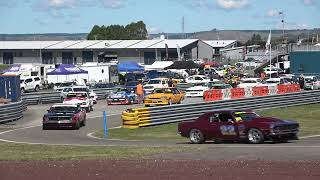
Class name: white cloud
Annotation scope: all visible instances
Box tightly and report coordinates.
[147,27,161,34]
[267,9,279,17]
[216,0,249,9]
[101,0,127,9]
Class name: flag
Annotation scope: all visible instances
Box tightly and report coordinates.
[165,43,169,61]
[176,44,181,61]
[265,30,271,54]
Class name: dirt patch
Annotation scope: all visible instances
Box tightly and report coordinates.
[1,160,319,180]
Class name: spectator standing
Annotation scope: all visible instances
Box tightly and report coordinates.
[298,74,305,90]
[136,81,144,104]
[168,78,174,87]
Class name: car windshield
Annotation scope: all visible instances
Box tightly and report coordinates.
[153,89,172,93]
[59,82,74,87]
[305,78,314,83]
[73,88,89,92]
[117,88,130,93]
[66,93,87,98]
[50,106,78,112]
[148,80,161,84]
[266,80,279,84]
[233,112,259,121]
[242,80,257,83]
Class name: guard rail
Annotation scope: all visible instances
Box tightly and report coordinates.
[0,100,27,123]
[122,90,320,128]
[21,87,117,105]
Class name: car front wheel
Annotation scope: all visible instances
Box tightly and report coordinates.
[247,128,264,144]
[189,129,205,144]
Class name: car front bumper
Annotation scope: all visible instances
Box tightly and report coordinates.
[144,99,169,105]
[107,98,129,105]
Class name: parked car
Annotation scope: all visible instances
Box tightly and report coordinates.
[54,81,77,91]
[107,88,137,105]
[20,76,42,93]
[144,87,185,107]
[42,103,86,130]
[185,75,211,84]
[262,78,292,86]
[185,80,222,97]
[237,78,263,88]
[63,92,93,112]
[304,76,320,90]
[143,78,169,95]
[178,110,299,144]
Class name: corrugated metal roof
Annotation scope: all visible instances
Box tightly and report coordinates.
[0,39,200,50]
[44,40,82,49]
[66,40,102,49]
[0,41,60,50]
[148,39,198,49]
[85,40,122,49]
[203,40,237,48]
[127,40,163,49]
[106,40,143,49]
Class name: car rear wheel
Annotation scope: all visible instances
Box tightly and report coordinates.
[90,106,93,111]
[189,129,205,144]
[247,128,264,144]
[34,86,40,92]
[42,125,47,130]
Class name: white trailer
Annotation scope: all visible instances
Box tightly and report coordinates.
[80,63,119,83]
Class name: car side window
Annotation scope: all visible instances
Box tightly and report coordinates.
[195,77,202,80]
[208,113,219,123]
[25,78,33,83]
[34,77,40,81]
[63,88,72,92]
[218,113,234,122]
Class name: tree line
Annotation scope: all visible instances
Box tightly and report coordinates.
[87,21,148,40]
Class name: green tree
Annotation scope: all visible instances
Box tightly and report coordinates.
[87,21,148,40]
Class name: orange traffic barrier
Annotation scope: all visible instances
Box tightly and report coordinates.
[231,88,245,99]
[252,86,269,96]
[204,89,223,101]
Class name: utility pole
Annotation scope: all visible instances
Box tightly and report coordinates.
[182,16,185,39]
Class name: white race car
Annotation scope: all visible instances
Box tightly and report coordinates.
[185,80,222,97]
[63,92,93,112]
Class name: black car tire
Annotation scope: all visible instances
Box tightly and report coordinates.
[34,86,40,92]
[42,125,47,130]
[189,129,205,144]
[21,88,25,94]
[145,104,150,107]
[129,98,134,105]
[247,128,264,144]
[90,106,93,111]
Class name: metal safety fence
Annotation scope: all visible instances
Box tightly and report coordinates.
[0,100,27,123]
[122,90,320,128]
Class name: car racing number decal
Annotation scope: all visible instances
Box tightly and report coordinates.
[220,125,236,135]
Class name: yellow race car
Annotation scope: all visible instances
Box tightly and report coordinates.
[144,88,185,107]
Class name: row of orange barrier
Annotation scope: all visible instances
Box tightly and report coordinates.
[277,84,301,94]
[204,84,301,101]
[230,88,245,99]
[204,90,223,101]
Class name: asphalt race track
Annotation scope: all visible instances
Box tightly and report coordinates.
[1,98,320,160]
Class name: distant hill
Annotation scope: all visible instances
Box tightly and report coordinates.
[1,29,319,43]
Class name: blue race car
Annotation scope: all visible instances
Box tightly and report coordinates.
[107,88,137,105]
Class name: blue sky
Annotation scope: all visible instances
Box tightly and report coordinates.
[0,0,319,34]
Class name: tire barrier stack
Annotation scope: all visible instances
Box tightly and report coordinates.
[204,84,301,101]
[121,108,150,129]
[121,90,320,128]
[0,100,27,123]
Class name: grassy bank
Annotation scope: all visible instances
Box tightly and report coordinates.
[0,142,188,161]
[96,104,320,140]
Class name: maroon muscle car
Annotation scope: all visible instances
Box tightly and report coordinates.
[178,110,299,144]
